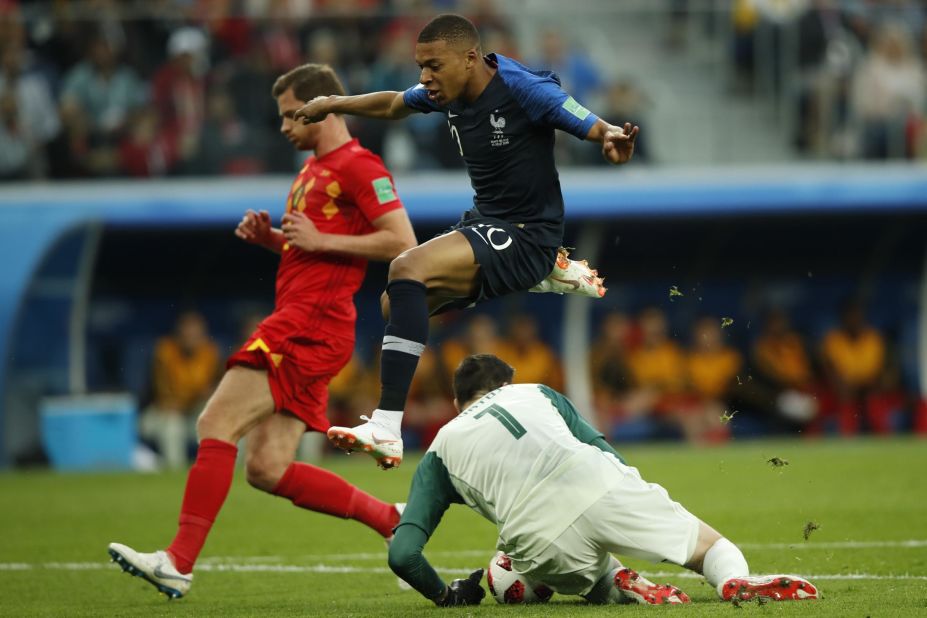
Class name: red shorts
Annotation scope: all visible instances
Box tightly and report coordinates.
[226,307,354,433]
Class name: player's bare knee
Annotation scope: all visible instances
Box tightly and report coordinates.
[388,251,425,282]
[245,455,286,493]
[245,464,276,492]
[195,407,222,441]
[196,398,253,443]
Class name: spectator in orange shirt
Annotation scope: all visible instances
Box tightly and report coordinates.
[143,311,220,469]
[822,302,885,389]
[751,308,819,429]
[497,313,563,391]
[754,309,813,389]
[821,300,897,434]
[683,316,742,443]
[589,311,635,419]
[628,307,686,399]
[624,307,686,440]
[589,310,667,441]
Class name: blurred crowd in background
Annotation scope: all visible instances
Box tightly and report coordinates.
[2,0,927,180]
[142,300,925,467]
[2,0,924,469]
[730,0,927,159]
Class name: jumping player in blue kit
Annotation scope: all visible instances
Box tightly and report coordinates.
[294,14,639,469]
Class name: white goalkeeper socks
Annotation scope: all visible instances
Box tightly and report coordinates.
[370,409,403,436]
[584,557,625,604]
[702,538,749,596]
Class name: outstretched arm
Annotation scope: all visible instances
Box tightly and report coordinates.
[496,65,636,166]
[388,451,481,605]
[294,91,413,124]
[586,119,640,165]
[388,529,484,606]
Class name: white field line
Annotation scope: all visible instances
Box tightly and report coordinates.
[737,539,927,550]
[196,538,927,564]
[0,562,404,574]
[640,571,927,582]
[3,539,924,580]
[2,563,926,582]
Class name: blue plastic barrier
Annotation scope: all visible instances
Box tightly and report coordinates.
[40,394,137,471]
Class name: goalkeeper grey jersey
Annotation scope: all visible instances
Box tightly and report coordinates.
[397,383,623,560]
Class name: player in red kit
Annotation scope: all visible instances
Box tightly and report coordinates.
[107,64,417,599]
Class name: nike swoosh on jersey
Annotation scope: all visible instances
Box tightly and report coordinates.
[153,565,192,582]
[448,111,459,118]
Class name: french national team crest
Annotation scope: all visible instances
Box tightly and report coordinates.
[490,110,509,147]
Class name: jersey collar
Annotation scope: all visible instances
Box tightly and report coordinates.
[312,137,358,163]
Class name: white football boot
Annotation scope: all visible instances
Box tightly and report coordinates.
[327,414,403,469]
[530,247,606,298]
[108,542,192,599]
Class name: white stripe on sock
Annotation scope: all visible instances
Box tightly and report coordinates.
[381,336,425,357]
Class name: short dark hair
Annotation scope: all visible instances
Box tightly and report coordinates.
[453,354,514,405]
[418,14,480,49]
[272,63,345,101]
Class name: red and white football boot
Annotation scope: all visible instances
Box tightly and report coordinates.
[720,575,819,602]
[530,247,606,298]
[614,568,690,605]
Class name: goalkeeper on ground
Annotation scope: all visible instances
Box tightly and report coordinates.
[387,353,820,606]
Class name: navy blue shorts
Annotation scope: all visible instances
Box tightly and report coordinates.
[436,212,558,313]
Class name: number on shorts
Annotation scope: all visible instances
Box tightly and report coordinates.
[474,404,526,439]
[473,224,513,251]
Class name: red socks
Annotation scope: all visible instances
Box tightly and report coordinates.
[167,439,237,574]
[165,444,397,574]
[272,462,398,538]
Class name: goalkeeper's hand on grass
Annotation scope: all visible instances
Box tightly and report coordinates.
[436,569,485,606]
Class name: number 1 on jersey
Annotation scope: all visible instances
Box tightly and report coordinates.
[474,404,526,439]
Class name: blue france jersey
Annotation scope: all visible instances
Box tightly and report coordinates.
[403,53,598,246]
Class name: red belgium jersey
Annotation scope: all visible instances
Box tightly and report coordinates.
[275,138,403,337]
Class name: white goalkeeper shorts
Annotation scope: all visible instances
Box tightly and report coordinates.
[514,464,701,596]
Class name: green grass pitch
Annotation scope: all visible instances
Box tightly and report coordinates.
[1,437,926,617]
